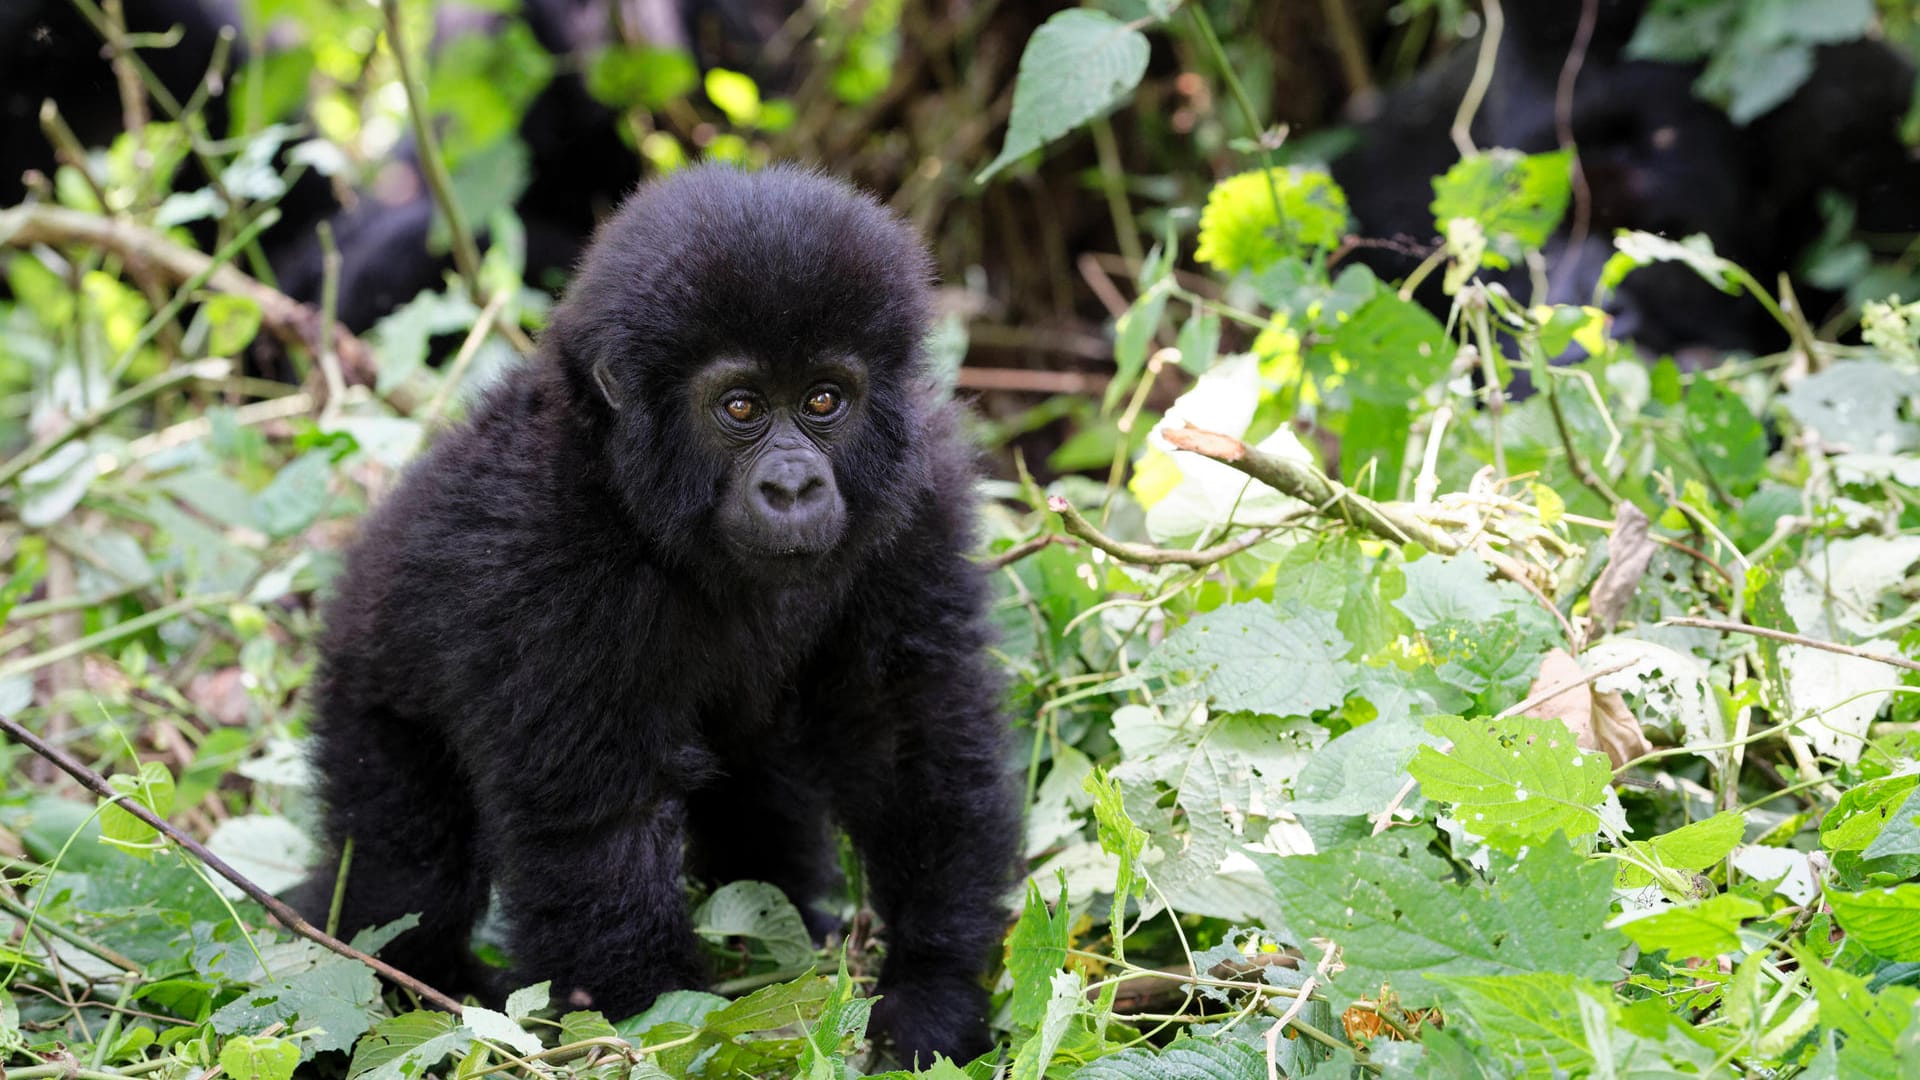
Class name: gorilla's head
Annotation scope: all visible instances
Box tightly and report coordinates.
[545,163,940,583]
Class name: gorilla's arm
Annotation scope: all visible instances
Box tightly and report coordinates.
[819,509,1021,1064]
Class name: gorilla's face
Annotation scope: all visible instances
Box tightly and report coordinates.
[692,354,868,562]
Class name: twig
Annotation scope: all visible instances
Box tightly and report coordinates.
[424,290,511,423]
[316,222,349,422]
[1049,496,1284,567]
[0,360,230,491]
[0,204,413,410]
[0,595,233,680]
[981,533,1059,570]
[100,0,151,137]
[1450,0,1503,158]
[379,0,484,304]
[1161,425,1458,552]
[1662,617,1920,673]
[0,891,142,974]
[0,712,465,1013]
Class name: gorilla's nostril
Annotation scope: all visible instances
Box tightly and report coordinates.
[758,480,796,512]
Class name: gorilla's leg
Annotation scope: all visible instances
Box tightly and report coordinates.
[686,759,841,940]
[294,712,490,993]
[491,796,705,1017]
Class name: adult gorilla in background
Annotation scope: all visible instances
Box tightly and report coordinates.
[292,165,1021,1064]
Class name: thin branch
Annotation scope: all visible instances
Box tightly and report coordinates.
[981,533,1060,570]
[1450,0,1503,158]
[0,712,465,1013]
[1663,617,1920,674]
[0,204,415,410]
[378,0,484,304]
[424,290,511,424]
[0,359,229,491]
[1049,496,1284,567]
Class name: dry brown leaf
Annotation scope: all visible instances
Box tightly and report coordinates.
[1523,647,1652,767]
[1587,501,1655,640]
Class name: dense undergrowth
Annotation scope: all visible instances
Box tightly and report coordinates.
[7,1,1920,1077]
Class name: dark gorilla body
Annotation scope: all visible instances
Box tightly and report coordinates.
[293,165,1020,1063]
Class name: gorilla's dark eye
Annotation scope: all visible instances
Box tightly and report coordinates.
[803,387,842,418]
[724,394,761,424]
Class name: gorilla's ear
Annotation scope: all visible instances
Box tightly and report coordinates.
[589,358,625,412]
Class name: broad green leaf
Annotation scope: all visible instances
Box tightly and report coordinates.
[706,973,830,1035]
[1865,788,1920,860]
[1430,149,1571,270]
[705,68,761,126]
[1410,715,1611,845]
[204,815,318,899]
[797,956,872,1079]
[559,1010,616,1043]
[504,982,549,1020]
[1423,972,1598,1074]
[1794,944,1920,1077]
[1289,712,1445,820]
[1260,832,1619,1008]
[100,761,177,854]
[977,11,1149,182]
[253,451,335,539]
[1683,380,1767,494]
[368,289,481,394]
[694,881,814,969]
[463,1006,543,1055]
[1194,168,1349,273]
[1072,1036,1266,1079]
[1135,601,1355,717]
[1332,292,1451,405]
[346,1010,468,1080]
[1175,309,1221,375]
[1617,810,1746,889]
[1613,894,1764,958]
[219,1035,300,1080]
[1781,361,1920,455]
[214,957,381,1058]
[615,989,728,1037]
[1821,774,1920,852]
[1006,881,1070,1027]
[1827,883,1920,960]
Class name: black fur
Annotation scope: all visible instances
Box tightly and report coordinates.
[294,164,1021,1064]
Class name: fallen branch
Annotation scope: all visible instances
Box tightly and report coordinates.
[0,712,463,1013]
[0,204,410,409]
[1048,495,1285,567]
[1663,616,1920,674]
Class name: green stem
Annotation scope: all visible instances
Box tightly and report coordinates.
[0,360,230,492]
[380,0,485,303]
[0,594,234,680]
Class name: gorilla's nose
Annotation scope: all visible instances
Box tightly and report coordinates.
[754,458,830,517]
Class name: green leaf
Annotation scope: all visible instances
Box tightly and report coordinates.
[1006,881,1070,1027]
[504,982,550,1020]
[214,957,381,1058]
[614,989,728,1037]
[253,450,335,539]
[1423,972,1599,1074]
[1259,833,1619,1008]
[704,68,761,127]
[204,814,319,899]
[463,1005,544,1055]
[1600,231,1741,295]
[1821,773,1920,852]
[1194,168,1349,273]
[1008,970,1083,1080]
[1683,380,1767,494]
[1616,810,1746,889]
[100,761,176,855]
[1430,149,1572,270]
[1613,893,1764,958]
[1136,601,1355,718]
[694,881,814,969]
[346,1010,469,1080]
[1782,361,1920,455]
[1827,883,1920,960]
[1106,283,1168,412]
[586,45,697,110]
[1085,768,1147,900]
[1794,944,1920,1077]
[706,973,831,1035]
[1409,715,1612,845]
[1865,788,1920,860]
[368,289,482,394]
[219,1035,300,1080]
[1175,310,1221,375]
[558,1010,616,1043]
[1332,292,1451,405]
[797,956,872,1080]
[1072,1036,1266,1079]
[202,294,264,356]
[977,10,1149,182]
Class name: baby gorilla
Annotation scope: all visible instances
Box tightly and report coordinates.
[294,164,1020,1063]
